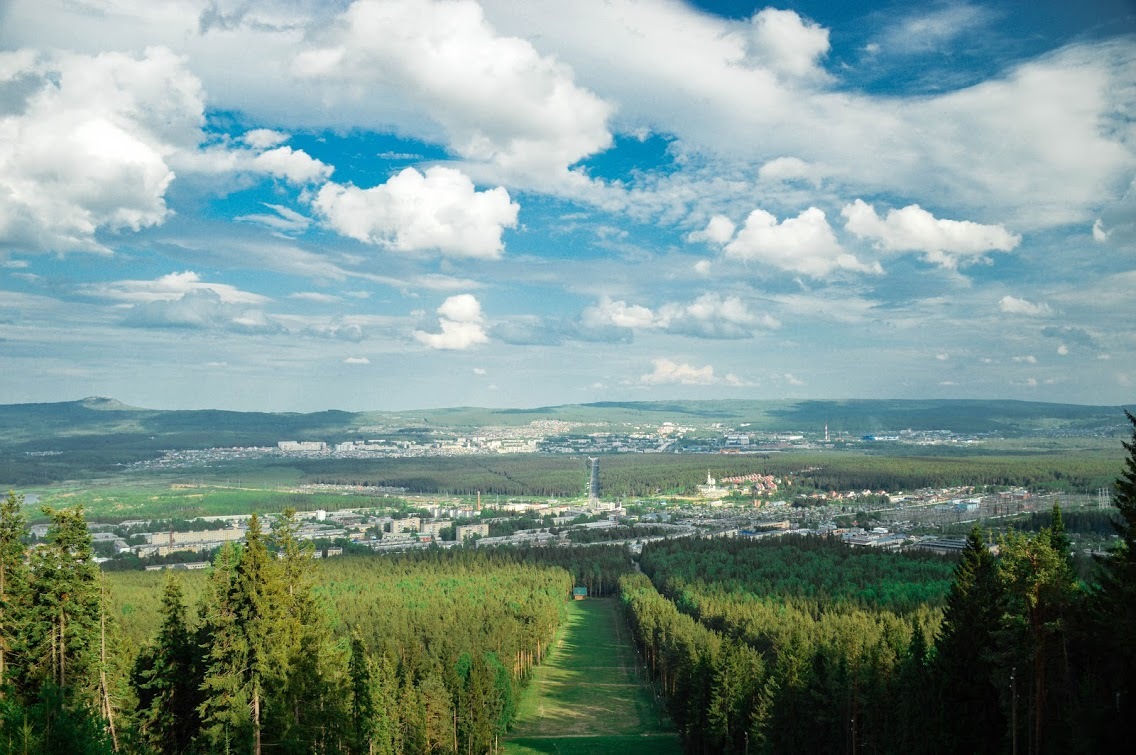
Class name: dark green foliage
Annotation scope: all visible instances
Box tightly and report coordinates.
[565,525,672,543]
[622,535,948,754]
[481,543,633,597]
[640,535,954,613]
[132,575,202,753]
[0,491,28,683]
[932,526,1005,753]
[0,504,119,751]
[22,507,103,705]
[1085,410,1136,748]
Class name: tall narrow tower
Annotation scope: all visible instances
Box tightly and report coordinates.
[587,457,600,504]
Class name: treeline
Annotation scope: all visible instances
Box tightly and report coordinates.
[476,543,633,598]
[565,525,674,544]
[298,449,1122,498]
[1000,506,1119,535]
[777,452,1120,495]
[640,536,954,614]
[0,495,580,753]
[622,475,1136,754]
[622,538,943,753]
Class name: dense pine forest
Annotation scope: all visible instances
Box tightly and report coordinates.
[0,412,1133,753]
[0,499,632,754]
[619,413,1136,753]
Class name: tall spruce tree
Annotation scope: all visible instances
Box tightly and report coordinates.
[133,574,202,754]
[24,507,102,703]
[270,508,348,753]
[348,634,376,755]
[1047,502,1073,573]
[933,525,1005,754]
[19,506,114,753]
[232,513,275,755]
[198,541,252,750]
[0,491,28,685]
[1091,409,1136,746]
[995,528,1077,755]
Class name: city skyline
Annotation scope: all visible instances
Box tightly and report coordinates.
[1,0,1134,412]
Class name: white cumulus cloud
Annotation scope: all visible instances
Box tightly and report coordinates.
[251,146,333,185]
[842,199,1021,268]
[414,293,489,350]
[999,295,1051,316]
[581,297,656,330]
[343,356,370,364]
[639,358,717,385]
[242,129,289,149]
[293,0,612,183]
[581,293,775,339]
[757,156,823,184]
[687,215,737,245]
[657,293,779,338]
[122,289,280,333]
[314,167,519,258]
[746,8,831,81]
[0,47,204,254]
[722,207,879,277]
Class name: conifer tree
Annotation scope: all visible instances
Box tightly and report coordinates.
[1047,502,1073,572]
[1091,409,1136,745]
[133,574,201,754]
[198,542,252,750]
[234,513,274,755]
[270,508,348,753]
[933,526,1005,754]
[18,506,115,753]
[0,491,28,685]
[348,634,376,755]
[996,529,1076,755]
[24,507,102,704]
[346,637,400,755]
[420,669,456,754]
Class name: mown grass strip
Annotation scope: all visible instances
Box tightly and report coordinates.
[507,599,679,753]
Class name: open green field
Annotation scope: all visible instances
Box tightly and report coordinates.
[26,482,405,522]
[506,599,680,755]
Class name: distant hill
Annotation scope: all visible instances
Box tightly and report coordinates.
[406,399,1131,436]
[1,396,1129,446]
[0,396,360,447]
[0,397,1129,487]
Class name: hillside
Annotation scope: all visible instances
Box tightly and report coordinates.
[2,397,1129,447]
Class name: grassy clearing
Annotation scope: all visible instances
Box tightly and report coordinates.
[507,599,679,754]
[505,735,682,755]
[30,483,392,521]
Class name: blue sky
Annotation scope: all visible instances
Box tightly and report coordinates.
[0,0,1133,411]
